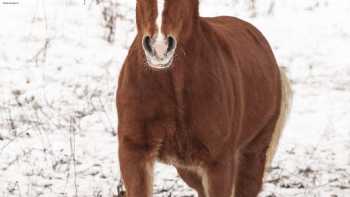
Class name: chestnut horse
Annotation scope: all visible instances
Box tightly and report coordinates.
[116,0,292,197]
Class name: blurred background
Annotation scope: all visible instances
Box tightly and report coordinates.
[0,0,349,196]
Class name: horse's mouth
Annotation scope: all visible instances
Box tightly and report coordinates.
[145,55,174,70]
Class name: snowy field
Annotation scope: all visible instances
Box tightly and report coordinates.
[0,0,350,196]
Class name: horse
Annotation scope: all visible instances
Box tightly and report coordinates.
[116,0,292,196]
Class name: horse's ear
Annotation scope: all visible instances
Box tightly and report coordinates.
[194,2,200,19]
[193,0,200,17]
[135,0,143,33]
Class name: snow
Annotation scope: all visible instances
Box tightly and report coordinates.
[0,0,350,196]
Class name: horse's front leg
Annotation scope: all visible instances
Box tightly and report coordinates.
[204,157,236,197]
[119,133,157,197]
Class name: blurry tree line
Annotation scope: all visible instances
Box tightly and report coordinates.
[94,0,266,44]
[95,0,330,43]
[95,0,120,43]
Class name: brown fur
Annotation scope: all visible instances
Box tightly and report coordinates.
[116,1,292,196]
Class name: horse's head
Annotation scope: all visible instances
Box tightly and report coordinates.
[136,0,199,70]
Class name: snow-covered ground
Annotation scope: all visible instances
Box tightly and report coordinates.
[0,0,350,196]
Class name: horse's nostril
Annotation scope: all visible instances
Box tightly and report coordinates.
[143,36,153,54]
[167,36,176,53]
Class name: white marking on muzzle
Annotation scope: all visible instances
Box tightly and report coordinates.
[156,0,165,36]
[154,0,167,59]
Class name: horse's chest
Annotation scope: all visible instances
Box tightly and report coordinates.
[155,122,211,168]
[148,95,227,166]
[157,141,203,169]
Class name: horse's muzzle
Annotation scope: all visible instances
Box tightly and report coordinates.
[142,34,177,70]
